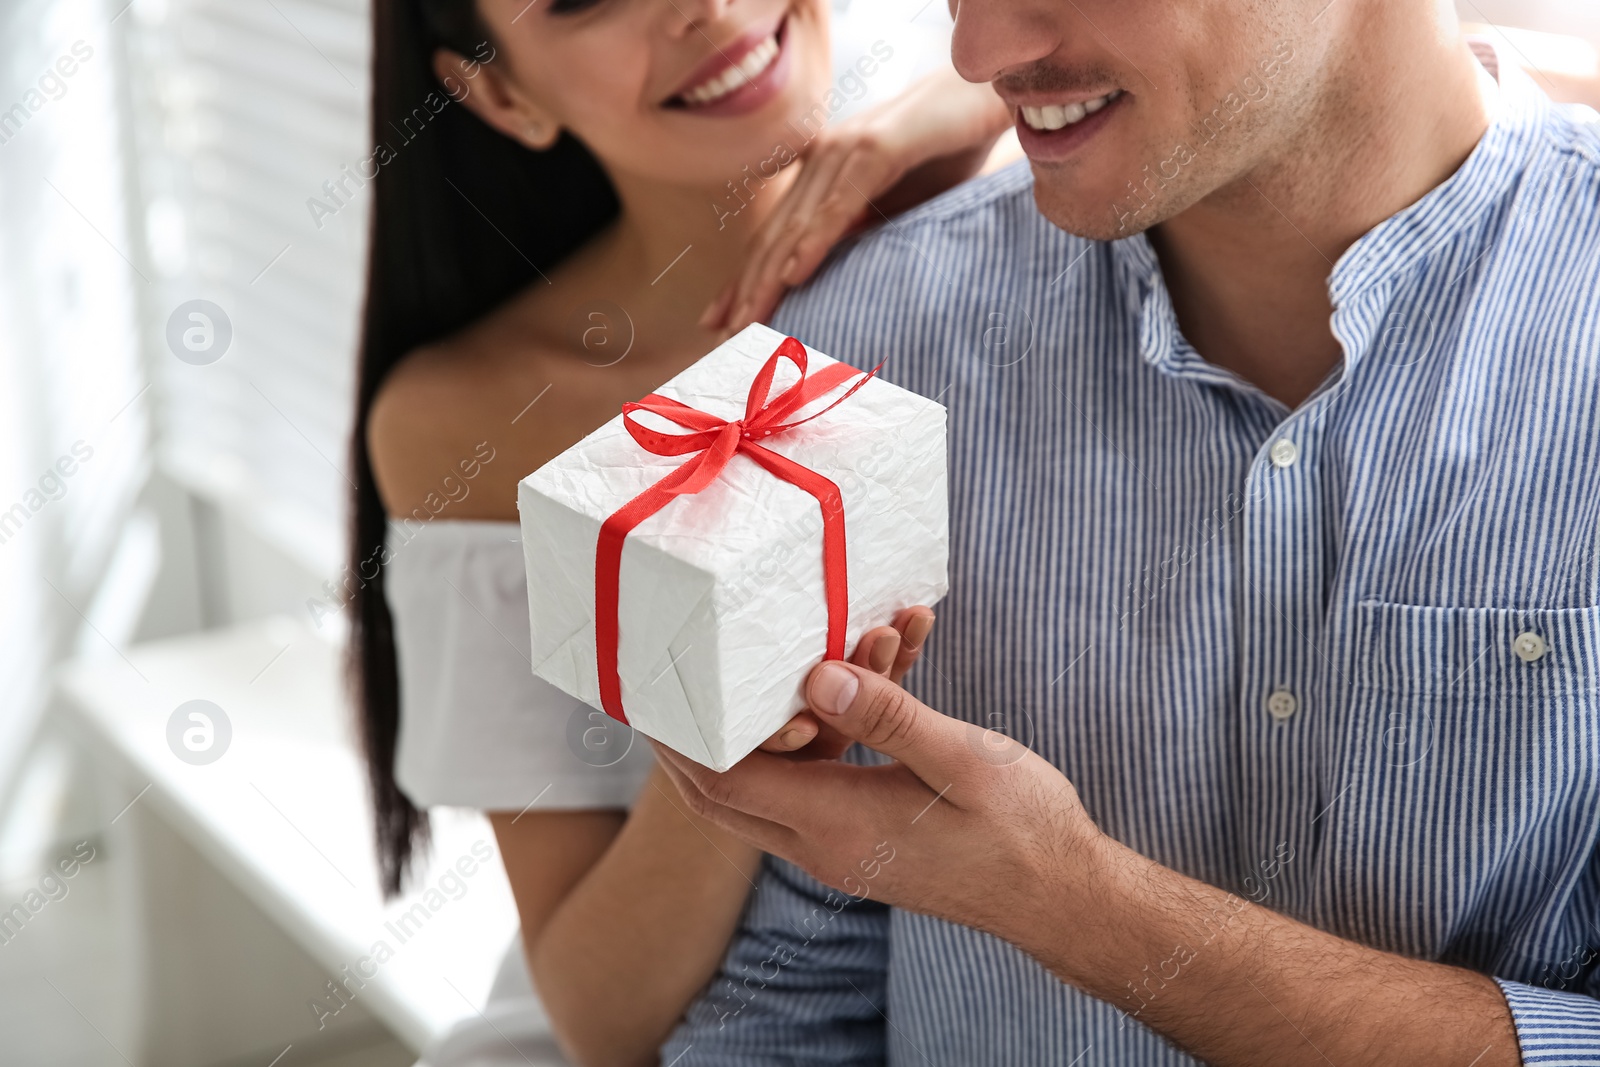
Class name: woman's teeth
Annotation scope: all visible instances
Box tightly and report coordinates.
[681,34,780,106]
[1020,90,1123,131]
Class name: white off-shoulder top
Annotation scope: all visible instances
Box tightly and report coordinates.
[383,518,656,812]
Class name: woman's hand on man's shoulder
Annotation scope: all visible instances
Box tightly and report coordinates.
[703,68,1013,332]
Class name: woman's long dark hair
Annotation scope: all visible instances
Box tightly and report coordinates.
[348,0,619,895]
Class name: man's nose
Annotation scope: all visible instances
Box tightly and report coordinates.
[951,0,1061,84]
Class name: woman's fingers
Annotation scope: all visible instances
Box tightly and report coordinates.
[724,158,834,329]
[777,147,890,290]
[697,284,735,330]
[716,153,820,329]
[735,147,887,327]
[705,71,1012,332]
[727,142,862,329]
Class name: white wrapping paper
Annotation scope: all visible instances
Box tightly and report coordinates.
[518,323,948,770]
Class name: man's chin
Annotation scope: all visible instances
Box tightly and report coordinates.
[1030,183,1160,243]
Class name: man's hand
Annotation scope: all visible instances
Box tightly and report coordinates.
[654,656,1524,1066]
[754,606,936,760]
[654,654,1112,941]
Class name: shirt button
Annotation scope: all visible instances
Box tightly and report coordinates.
[1512,631,1548,663]
[1265,688,1298,720]
[1269,439,1298,468]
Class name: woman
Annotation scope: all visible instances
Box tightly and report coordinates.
[349,1,1009,1064]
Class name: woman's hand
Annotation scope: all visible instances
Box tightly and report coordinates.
[758,605,936,759]
[702,68,1014,332]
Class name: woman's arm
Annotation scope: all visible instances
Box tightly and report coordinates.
[369,325,936,1067]
[497,610,935,1067]
[493,773,761,1067]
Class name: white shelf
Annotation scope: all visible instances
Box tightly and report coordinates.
[53,614,525,1053]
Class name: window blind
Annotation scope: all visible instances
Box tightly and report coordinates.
[123,0,370,577]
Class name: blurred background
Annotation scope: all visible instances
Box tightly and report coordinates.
[0,0,1594,1064]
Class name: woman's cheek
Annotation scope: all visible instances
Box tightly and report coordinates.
[552,57,661,157]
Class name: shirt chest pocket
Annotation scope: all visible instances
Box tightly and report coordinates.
[1323,601,1600,957]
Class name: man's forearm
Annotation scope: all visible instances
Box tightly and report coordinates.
[656,661,1543,1064]
[1011,835,1521,1065]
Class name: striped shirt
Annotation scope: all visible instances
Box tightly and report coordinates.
[662,49,1600,1067]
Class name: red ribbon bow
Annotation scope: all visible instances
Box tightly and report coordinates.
[595,336,877,724]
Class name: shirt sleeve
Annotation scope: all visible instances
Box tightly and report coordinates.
[1494,977,1600,1065]
[660,856,890,1065]
[384,519,655,812]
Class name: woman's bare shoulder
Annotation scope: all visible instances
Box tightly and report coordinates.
[367,317,565,523]
[368,264,687,524]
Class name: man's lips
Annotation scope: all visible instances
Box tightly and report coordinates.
[1011,90,1128,161]
[1011,88,1124,130]
[665,15,787,107]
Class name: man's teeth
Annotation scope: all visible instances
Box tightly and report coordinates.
[682,35,780,105]
[1020,90,1122,131]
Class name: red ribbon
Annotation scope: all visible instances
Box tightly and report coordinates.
[595,337,877,725]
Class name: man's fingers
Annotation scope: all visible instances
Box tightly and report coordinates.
[851,624,901,675]
[894,606,935,649]
[888,607,935,685]
[759,625,896,759]
[847,610,935,686]
[758,712,820,753]
[650,745,799,853]
[794,722,855,761]
[804,660,971,785]
[650,739,834,828]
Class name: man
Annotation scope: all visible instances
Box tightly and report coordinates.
[655,0,1600,1062]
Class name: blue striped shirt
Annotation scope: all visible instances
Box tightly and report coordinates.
[663,55,1600,1065]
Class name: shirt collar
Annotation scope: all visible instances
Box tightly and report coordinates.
[1327,38,1546,309]
[1111,39,1551,374]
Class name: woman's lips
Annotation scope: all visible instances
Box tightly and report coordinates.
[665,16,793,118]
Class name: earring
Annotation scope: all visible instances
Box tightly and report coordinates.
[525,121,548,146]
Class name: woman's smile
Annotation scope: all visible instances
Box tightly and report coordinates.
[663,13,796,118]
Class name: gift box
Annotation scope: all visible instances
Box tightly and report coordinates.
[517,322,948,771]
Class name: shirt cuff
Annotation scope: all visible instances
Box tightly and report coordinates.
[1495,977,1600,1064]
